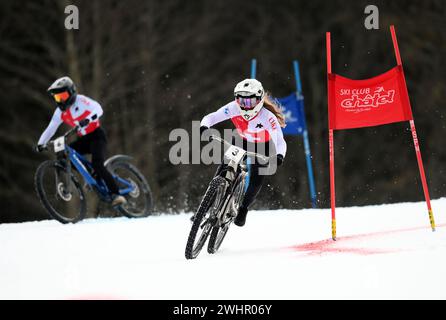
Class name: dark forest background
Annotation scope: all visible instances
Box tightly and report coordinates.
[0,0,445,223]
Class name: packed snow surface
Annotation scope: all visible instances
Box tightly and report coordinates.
[1,199,445,299]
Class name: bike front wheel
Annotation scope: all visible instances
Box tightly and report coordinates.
[35,160,87,224]
[185,176,227,260]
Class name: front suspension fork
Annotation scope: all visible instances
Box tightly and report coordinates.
[56,153,73,194]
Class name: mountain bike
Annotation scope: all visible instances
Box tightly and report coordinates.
[35,127,153,224]
[185,135,269,259]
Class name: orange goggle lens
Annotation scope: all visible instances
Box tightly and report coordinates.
[53,91,70,103]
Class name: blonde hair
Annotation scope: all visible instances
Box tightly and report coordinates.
[263,94,286,128]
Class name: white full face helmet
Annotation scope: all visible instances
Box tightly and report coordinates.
[234,79,265,121]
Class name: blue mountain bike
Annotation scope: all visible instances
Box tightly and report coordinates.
[35,127,153,224]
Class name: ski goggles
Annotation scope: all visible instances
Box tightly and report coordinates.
[53,91,70,103]
[235,95,261,110]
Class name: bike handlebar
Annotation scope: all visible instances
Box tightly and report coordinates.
[209,135,270,163]
[43,126,79,151]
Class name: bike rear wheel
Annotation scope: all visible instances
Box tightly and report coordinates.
[208,223,230,254]
[35,160,86,224]
[112,162,153,218]
[185,176,226,260]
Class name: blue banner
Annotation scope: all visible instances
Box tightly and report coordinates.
[275,93,306,136]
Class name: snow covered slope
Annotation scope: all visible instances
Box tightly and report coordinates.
[1,199,445,300]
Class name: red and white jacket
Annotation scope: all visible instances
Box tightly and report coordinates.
[200,101,287,157]
[38,94,103,145]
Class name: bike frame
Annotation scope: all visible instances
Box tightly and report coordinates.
[64,146,134,201]
[50,127,135,202]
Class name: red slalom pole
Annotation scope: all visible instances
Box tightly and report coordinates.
[326,32,332,74]
[391,25,436,231]
[326,32,336,240]
[409,121,436,231]
[329,129,336,240]
[390,25,402,65]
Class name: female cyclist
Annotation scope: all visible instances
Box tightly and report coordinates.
[200,79,287,227]
[35,76,126,207]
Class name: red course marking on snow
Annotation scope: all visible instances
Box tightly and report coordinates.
[292,240,396,256]
[290,223,445,257]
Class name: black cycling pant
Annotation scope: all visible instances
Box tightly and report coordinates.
[241,163,265,209]
[69,127,120,195]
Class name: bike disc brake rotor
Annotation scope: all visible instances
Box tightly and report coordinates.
[57,182,72,202]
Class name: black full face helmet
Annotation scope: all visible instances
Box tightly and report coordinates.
[47,76,77,111]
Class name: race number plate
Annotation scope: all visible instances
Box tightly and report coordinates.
[224,145,246,164]
[53,136,65,153]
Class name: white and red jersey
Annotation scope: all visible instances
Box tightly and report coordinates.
[38,94,103,145]
[200,101,287,157]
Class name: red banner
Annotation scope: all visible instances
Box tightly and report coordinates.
[328,66,413,130]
